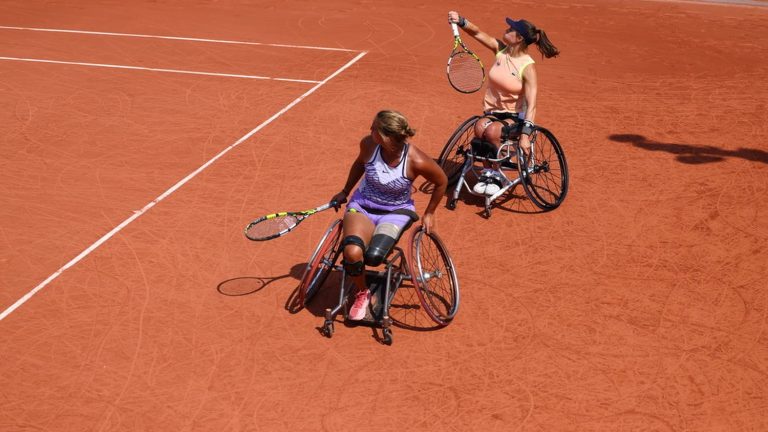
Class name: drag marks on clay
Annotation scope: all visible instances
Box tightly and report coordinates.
[319,360,535,431]
[2,1,768,430]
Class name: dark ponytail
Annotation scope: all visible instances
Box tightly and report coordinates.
[518,20,560,59]
[535,29,560,58]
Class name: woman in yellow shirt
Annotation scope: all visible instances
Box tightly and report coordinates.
[448,11,559,194]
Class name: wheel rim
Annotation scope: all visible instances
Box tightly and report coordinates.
[439,116,479,183]
[520,128,568,209]
[412,229,459,325]
[300,220,341,304]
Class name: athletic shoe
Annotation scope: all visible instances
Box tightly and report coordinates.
[472,180,487,194]
[473,171,491,194]
[348,289,371,320]
[484,173,503,196]
[484,180,501,196]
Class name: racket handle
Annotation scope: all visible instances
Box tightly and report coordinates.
[450,22,460,37]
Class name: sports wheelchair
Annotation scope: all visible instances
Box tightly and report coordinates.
[438,115,569,217]
[297,212,459,345]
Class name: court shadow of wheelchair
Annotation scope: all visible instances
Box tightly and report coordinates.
[216,262,305,297]
[418,178,542,216]
[609,133,768,165]
[284,253,444,332]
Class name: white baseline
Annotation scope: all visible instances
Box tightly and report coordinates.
[0,50,368,321]
[0,25,360,52]
[0,56,321,83]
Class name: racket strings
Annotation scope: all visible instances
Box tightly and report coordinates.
[246,215,299,239]
[448,52,484,92]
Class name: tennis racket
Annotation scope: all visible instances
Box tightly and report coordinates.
[446,23,485,94]
[244,200,340,241]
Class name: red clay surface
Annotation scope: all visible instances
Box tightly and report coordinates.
[1,0,767,430]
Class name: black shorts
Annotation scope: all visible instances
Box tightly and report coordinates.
[483,111,523,123]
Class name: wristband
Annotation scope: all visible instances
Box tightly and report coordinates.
[521,120,534,136]
[458,16,467,28]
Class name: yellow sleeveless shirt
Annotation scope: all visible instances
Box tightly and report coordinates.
[482,48,535,114]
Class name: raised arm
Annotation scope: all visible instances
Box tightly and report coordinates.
[448,11,500,53]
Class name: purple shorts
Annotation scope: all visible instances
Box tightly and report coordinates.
[347,200,416,230]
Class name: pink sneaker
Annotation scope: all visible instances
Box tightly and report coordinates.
[348,289,371,321]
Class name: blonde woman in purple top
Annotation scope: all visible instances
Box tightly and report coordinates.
[330,110,448,321]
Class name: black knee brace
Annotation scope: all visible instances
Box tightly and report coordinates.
[341,235,366,276]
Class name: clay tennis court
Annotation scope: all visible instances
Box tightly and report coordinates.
[2,0,766,430]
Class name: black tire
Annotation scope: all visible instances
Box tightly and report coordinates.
[438,116,480,184]
[409,228,459,326]
[518,126,569,210]
[299,219,342,305]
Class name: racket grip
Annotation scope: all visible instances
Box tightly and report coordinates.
[450,22,460,37]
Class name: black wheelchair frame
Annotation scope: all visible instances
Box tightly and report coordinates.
[298,219,459,345]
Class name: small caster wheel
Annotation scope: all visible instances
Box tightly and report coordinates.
[322,320,334,338]
[446,200,457,210]
[382,328,393,345]
[382,315,393,328]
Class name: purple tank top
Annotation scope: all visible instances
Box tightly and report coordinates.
[352,144,414,210]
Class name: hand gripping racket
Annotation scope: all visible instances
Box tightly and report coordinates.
[244,200,341,241]
[446,23,485,94]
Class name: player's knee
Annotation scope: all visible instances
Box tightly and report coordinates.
[474,118,494,138]
[341,235,366,276]
[364,223,400,267]
[484,122,504,144]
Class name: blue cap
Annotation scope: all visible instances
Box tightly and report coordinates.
[505,18,535,44]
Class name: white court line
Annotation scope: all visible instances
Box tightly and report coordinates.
[0,50,368,322]
[0,25,359,52]
[0,56,321,83]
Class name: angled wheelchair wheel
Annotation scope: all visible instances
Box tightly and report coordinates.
[518,126,569,210]
[438,116,480,184]
[409,228,459,326]
[299,219,342,305]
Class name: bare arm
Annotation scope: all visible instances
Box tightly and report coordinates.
[522,64,539,123]
[331,137,374,206]
[409,146,448,232]
[519,65,539,151]
[448,11,500,53]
